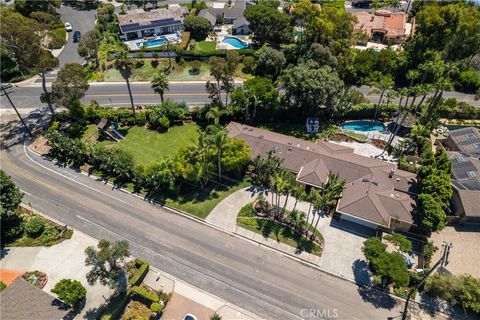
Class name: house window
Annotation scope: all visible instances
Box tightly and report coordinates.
[467,171,477,178]
[474,142,480,149]
[465,133,475,140]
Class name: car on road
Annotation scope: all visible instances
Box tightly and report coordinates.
[64,22,73,32]
[73,31,81,43]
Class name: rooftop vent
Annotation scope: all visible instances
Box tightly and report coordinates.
[389,168,396,178]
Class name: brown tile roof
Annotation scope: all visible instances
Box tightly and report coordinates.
[354,10,406,39]
[0,278,69,320]
[228,122,418,228]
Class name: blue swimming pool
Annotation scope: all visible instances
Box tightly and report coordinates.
[341,120,386,132]
[222,36,247,49]
[137,37,167,49]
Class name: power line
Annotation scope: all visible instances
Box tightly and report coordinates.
[0,82,33,137]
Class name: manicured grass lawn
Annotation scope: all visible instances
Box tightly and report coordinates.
[194,41,217,54]
[166,178,250,219]
[236,203,323,256]
[102,124,200,166]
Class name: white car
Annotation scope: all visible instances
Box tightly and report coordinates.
[64,22,73,32]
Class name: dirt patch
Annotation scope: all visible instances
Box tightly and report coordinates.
[29,135,50,155]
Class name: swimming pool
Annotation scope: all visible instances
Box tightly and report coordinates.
[341,120,386,132]
[137,37,167,49]
[222,36,247,49]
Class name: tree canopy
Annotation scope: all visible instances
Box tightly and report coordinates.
[244,4,292,46]
[0,170,23,219]
[184,15,212,41]
[51,63,90,107]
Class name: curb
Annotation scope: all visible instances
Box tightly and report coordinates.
[24,143,454,319]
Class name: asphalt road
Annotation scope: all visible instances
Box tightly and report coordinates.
[0,142,412,320]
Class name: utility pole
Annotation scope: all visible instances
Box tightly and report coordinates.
[0,82,33,137]
[401,242,452,320]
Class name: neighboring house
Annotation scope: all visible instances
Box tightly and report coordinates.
[117,6,189,40]
[198,1,250,35]
[227,122,418,231]
[441,127,480,224]
[353,10,408,44]
[0,277,70,320]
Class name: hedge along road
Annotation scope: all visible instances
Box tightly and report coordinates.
[0,142,410,320]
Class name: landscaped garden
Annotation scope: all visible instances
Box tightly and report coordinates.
[236,201,324,256]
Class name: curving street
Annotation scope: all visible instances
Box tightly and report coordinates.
[0,141,415,320]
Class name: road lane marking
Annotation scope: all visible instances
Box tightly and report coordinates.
[76,214,303,320]
[20,189,32,196]
[86,93,209,97]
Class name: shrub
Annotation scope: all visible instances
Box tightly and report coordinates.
[150,302,163,313]
[129,259,149,287]
[242,56,256,74]
[47,28,67,49]
[24,216,45,237]
[131,285,159,303]
[0,281,6,292]
[123,301,152,320]
[51,279,87,308]
[393,286,407,298]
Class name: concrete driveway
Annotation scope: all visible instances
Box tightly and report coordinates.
[0,232,112,319]
[207,188,374,283]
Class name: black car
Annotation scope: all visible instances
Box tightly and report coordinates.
[73,31,81,43]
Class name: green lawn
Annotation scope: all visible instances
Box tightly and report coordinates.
[236,203,323,256]
[166,178,250,219]
[194,41,217,54]
[102,124,200,166]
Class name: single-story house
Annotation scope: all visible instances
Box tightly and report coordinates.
[198,1,250,35]
[0,277,70,320]
[353,10,408,44]
[117,6,189,40]
[227,122,418,231]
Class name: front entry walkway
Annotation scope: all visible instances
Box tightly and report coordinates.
[206,187,374,283]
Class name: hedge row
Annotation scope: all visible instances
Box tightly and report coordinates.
[130,259,149,287]
[131,285,159,303]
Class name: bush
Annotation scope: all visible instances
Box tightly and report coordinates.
[47,28,67,49]
[51,279,87,308]
[131,285,159,303]
[130,259,149,287]
[150,302,164,313]
[242,56,256,74]
[24,216,45,237]
[0,281,6,292]
[184,16,212,41]
[180,31,191,50]
[123,301,152,320]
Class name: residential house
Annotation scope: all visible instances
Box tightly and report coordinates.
[117,6,189,40]
[227,122,418,231]
[198,1,250,35]
[353,10,408,44]
[0,277,70,320]
[441,127,480,224]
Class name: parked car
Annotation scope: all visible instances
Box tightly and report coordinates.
[73,31,81,43]
[64,22,73,32]
[183,314,197,320]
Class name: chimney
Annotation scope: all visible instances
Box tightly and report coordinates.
[389,168,395,178]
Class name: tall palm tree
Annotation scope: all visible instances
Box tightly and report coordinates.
[207,125,228,182]
[291,184,305,212]
[113,49,136,119]
[306,188,320,229]
[369,75,394,121]
[151,71,169,103]
[281,174,296,215]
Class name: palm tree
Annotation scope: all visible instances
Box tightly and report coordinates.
[323,172,346,204]
[291,184,305,212]
[206,107,222,125]
[306,188,320,230]
[369,75,394,121]
[206,126,228,182]
[288,209,306,231]
[281,174,296,215]
[151,71,169,103]
[113,49,136,119]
